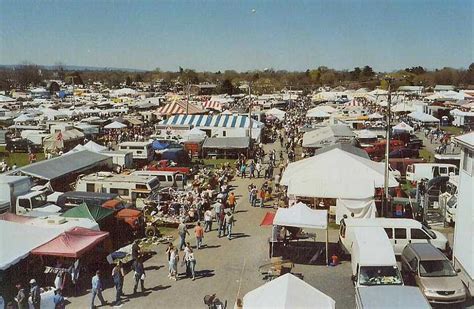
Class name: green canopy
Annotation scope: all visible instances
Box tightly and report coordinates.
[62,203,114,222]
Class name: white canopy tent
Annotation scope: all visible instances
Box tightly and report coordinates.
[356,129,378,139]
[265,108,286,121]
[182,127,207,141]
[408,111,440,123]
[104,121,127,129]
[83,140,107,152]
[392,121,414,133]
[368,112,384,119]
[307,109,330,118]
[0,221,60,270]
[391,103,416,113]
[243,273,335,309]
[273,202,329,263]
[281,148,397,199]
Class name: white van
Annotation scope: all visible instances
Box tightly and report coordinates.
[118,141,154,162]
[131,170,186,189]
[351,227,403,288]
[406,163,458,182]
[356,286,431,309]
[339,218,448,255]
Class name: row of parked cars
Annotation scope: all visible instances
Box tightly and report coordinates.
[339,218,468,307]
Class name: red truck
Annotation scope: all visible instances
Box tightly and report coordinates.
[146,159,191,175]
[364,139,405,161]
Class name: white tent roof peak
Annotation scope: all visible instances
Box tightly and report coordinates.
[104,121,127,129]
[273,202,328,229]
[243,273,335,309]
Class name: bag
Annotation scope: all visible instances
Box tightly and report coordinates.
[140,273,146,280]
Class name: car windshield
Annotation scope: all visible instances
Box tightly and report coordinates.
[422,225,436,239]
[359,266,403,286]
[447,196,457,208]
[419,260,457,277]
[31,194,47,208]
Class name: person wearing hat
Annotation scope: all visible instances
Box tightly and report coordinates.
[224,210,235,240]
[14,283,28,309]
[29,279,41,309]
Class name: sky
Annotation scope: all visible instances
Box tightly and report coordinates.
[0,0,472,72]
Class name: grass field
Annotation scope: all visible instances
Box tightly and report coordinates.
[441,126,464,136]
[0,146,45,167]
[197,158,236,168]
[419,148,433,162]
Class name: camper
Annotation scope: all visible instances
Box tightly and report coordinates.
[356,286,431,309]
[339,218,448,255]
[351,227,403,288]
[75,172,160,208]
[101,150,134,168]
[131,170,186,189]
[406,163,458,182]
[118,141,154,162]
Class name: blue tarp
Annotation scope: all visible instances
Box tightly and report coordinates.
[152,140,169,150]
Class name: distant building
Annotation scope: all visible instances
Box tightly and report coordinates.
[397,86,424,95]
[434,85,456,92]
[191,84,217,95]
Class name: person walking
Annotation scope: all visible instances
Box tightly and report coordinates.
[111,261,125,305]
[132,256,145,294]
[204,209,213,232]
[169,247,179,281]
[256,162,262,178]
[185,245,197,280]
[240,162,247,179]
[30,279,41,309]
[225,211,235,240]
[259,187,266,208]
[249,161,255,178]
[14,283,28,309]
[90,271,106,309]
[228,192,236,213]
[251,185,258,207]
[217,206,225,238]
[194,221,204,249]
[178,221,190,251]
[53,289,65,309]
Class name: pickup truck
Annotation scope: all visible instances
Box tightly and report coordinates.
[365,139,405,161]
[146,160,191,175]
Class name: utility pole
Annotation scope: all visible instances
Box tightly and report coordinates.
[186,83,190,115]
[248,83,252,141]
[383,78,392,217]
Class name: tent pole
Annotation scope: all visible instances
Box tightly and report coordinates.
[326,212,329,266]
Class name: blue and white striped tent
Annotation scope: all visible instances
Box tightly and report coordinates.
[159,114,263,129]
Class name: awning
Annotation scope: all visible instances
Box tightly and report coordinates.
[273,202,327,230]
[62,203,115,222]
[31,227,109,258]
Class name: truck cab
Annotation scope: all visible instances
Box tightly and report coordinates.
[16,191,61,216]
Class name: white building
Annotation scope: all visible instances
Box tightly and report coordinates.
[453,132,474,295]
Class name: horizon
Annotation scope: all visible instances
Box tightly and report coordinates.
[0,0,473,72]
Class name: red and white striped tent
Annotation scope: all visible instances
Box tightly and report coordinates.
[202,100,223,111]
[344,98,365,107]
[156,101,206,116]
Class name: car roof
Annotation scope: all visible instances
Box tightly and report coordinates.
[407,243,446,261]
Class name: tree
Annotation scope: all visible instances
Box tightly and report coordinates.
[134,74,143,83]
[361,65,375,79]
[219,78,234,94]
[405,66,426,75]
[126,76,132,86]
[15,62,42,89]
[350,67,361,81]
[320,71,336,85]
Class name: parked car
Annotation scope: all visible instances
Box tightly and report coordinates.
[401,243,467,305]
[389,148,419,159]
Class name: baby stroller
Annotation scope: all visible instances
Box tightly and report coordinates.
[204,294,227,309]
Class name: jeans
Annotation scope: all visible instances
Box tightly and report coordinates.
[133,274,145,293]
[226,224,233,239]
[196,236,203,249]
[204,220,212,232]
[91,289,105,308]
[114,281,122,303]
[189,260,196,278]
[217,221,224,237]
[179,235,186,250]
[260,198,264,208]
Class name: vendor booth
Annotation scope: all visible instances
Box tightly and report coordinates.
[271,202,329,265]
[243,273,335,309]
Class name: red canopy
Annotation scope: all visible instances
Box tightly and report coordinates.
[260,212,275,226]
[0,213,34,223]
[31,227,109,258]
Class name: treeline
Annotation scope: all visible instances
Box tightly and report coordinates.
[1,62,473,94]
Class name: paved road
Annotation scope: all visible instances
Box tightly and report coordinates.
[67,143,356,309]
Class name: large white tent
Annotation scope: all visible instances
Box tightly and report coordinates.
[104,121,127,129]
[307,109,330,118]
[408,111,439,123]
[265,108,286,121]
[243,273,335,309]
[281,148,397,199]
[182,127,207,142]
[0,221,60,270]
